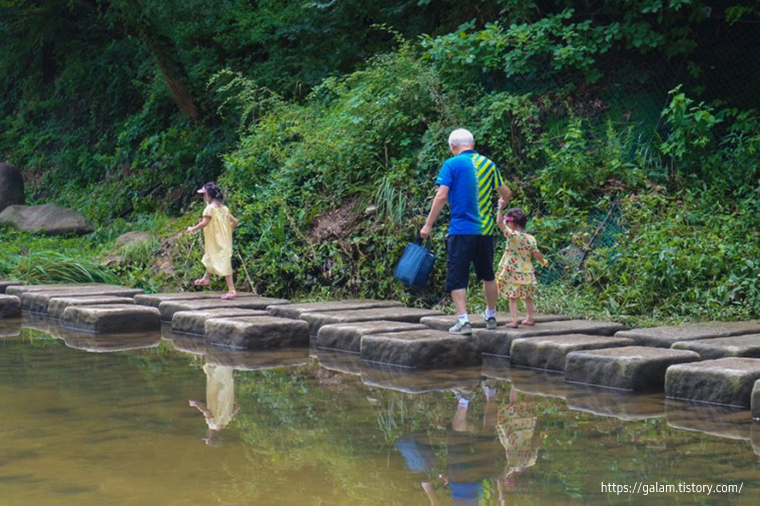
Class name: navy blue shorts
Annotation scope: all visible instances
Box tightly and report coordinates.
[445,235,495,291]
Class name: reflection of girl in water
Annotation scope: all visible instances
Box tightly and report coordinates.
[496,389,546,494]
[189,363,240,445]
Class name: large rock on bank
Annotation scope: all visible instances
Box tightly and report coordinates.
[0,163,24,212]
[0,204,95,235]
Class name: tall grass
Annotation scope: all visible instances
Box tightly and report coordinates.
[11,251,119,284]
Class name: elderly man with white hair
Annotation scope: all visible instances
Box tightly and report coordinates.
[420,128,512,334]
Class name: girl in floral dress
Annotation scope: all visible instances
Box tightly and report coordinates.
[495,202,548,328]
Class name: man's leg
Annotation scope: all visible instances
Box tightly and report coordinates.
[451,288,468,316]
[483,279,497,313]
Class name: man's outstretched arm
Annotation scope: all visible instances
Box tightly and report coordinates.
[420,185,449,239]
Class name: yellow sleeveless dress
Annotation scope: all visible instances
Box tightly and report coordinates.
[201,204,233,276]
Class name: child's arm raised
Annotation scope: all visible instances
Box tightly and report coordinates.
[185,216,211,234]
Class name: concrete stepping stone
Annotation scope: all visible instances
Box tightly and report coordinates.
[565,390,665,421]
[315,320,427,353]
[20,287,143,313]
[6,283,123,296]
[420,313,569,331]
[171,308,268,335]
[158,297,289,321]
[475,320,627,357]
[204,316,309,349]
[62,304,161,333]
[0,294,21,318]
[361,364,481,393]
[565,346,700,391]
[317,349,363,376]
[665,358,760,408]
[616,321,760,348]
[300,307,443,337]
[360,329,481,369]
[510,334,635,372]
[665,399,752,441]
[752,380,760,421]
[268,299,404,319]
[672,334,760,360]
[134,291,258,307]
[47,296,135,319]
[204,347,310,371]
[0,280,22,294]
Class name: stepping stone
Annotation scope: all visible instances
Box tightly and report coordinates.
[616,321,760,348]
[475,320,627,357]
[134,291,258,308]
[753,380,760,421]
[665,399,752,441]
[510,334,635,372]
[672,334,760,360]
[47,296,136,319]
[360,329,481,369]
[205,346,310,371]
[0,294,21,318]
[361,364,481,393]
[171,308,268,335]
[317,349,363,376]
[158,297,289,321]
[665,358,760,408]
[62,304,161,333]
[6,283,123,296]
[204,316,309,349]
[268,299,404,319]
[0,280,22,294]
[565,390,665,421]
[315,320,427,353]
[420,313,569,331]
[565,346,700,391]
[20,287,143,313]
[300,307,444,336]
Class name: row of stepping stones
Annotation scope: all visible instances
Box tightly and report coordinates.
[2,281,760,418]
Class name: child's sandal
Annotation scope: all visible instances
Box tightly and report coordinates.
[220,290,237,300]
[505,321,519,328]
[522,319,535,326]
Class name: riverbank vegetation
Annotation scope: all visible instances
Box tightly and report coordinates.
[1,1,758,325]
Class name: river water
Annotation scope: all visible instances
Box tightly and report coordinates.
[1,316,758,505]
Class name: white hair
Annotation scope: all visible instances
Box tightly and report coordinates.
[448,128,475,148]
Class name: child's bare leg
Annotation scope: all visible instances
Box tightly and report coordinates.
[506,298,519,327]
[523,297,535,325]
[221,275,236,299]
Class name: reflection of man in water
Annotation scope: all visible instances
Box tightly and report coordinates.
[397,383,502,505]
[189,363,240,445]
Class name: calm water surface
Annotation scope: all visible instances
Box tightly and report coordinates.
[1,317,759,505]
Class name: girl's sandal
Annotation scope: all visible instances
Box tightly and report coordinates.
[522,319,536,326]
[193,278,210,287]
[505,321,519,329]
[220,291,237,300]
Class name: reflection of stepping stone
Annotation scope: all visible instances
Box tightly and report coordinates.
[47,296,136,319]
[59,330,161,353]
[62,304,161,333]
[0,318,21,337]
[360,329,480,369]
[420,313,569,331]
[300,307,443,337]
[205,346,310,371]
[565,390,665,421]
[0,280,22,294]
[316,320,427,353]
[665,358,760,408]
[753,381,760,421]
[510,334,634,372]
[205,316,309,349]
[481,356,511,381]
[21,287,143,313]
[0,294,21,318]
[134,291,258,307]
[565,346,700,391]
[672,334,760,360]
[269,299,403,320]
[158,297,289,321]
[171,308,267,335]
[616,321,760,348]
[361,363,481,394]
[317,349,363,376]
[476,320,627,357]
[665,399,751,441]
[508,368,578,400]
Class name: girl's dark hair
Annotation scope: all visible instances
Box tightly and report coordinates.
[203,182,224,202]
[505,207,528,227]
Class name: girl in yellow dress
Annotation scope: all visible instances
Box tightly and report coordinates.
[496,202,548,328]
[185,182,239,299]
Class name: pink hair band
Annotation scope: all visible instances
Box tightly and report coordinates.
[504,216,515,222]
